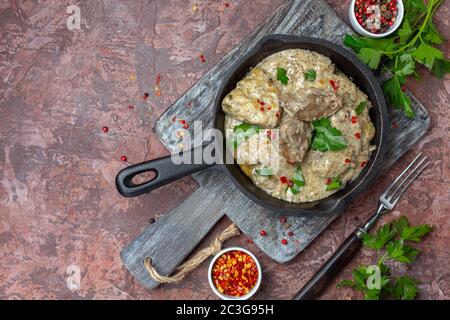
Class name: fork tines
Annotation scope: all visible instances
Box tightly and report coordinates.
[382,152,431,204]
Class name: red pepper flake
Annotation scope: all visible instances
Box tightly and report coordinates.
[212,250,258,297]
[102,126,109,133]
[281,239,288,245]
[280,176,288,184]
[329,79,339,92]
[172,116,177,123]
[155,86,161,97]
[275,112,281,118]
[355,132,361,140]
[120,155,128,162]
[183,124,190,129]
[156,74,162,86]
[401,85,407,92]
[344,158,352,164]
[360,161,367,168]
[267,106,272,111]
[351,116,358,124]
[266,130,272,139]
[392,121,399,129]
[179,119,186,125]
[325,178,332,185]
[143,92,149,100]
[260,230,267,237]
[128,105,134,109]
[224,2,230,7]
[247,239,253,244]
[260,107,265,112]
[280,216,287,224]
[200,54,206,63]
[257,99,265,106]
[288,231,294,237]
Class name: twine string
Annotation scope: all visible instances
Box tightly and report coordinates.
[143,223,240,283]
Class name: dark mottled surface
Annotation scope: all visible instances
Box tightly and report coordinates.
[0,0,449,300]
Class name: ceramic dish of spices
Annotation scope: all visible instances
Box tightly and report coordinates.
[208,247,262,300]
[349,0,404,38]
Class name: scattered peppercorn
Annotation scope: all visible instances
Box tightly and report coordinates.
[288,231,294,237]
[200,54,206,63]
[143,92,149,100]
[149,218,156,224]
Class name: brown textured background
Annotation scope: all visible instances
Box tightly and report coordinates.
[0,0,449,300]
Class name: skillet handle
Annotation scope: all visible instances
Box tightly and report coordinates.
[115,146,213,198]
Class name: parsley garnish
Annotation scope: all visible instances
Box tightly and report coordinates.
[343,0,449,118]
[325,177,341,191]
[304,69,316,81]
[231,123,261,149]
[255,167,273,176]
[289,166,305,195]
[311,118,347,152]
[276,68,289,85]
[355,101,367,115]
[338,216,432,300]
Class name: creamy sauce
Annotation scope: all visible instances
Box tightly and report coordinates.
[223,49,376,203]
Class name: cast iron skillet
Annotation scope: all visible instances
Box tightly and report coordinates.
[116,35,387,216]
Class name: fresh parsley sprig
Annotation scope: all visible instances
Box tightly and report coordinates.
[344,0,448,118]
[337,216,432,300]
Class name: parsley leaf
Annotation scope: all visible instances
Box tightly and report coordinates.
[357,48,381,70]
[255,167,273,176]
[431,58,450,79]
[289,166,305,195]
[277,67,289,85]
[395,54,416,77]
[343,34,369,52]
[411,42,444,70]
[326,177,341,191]
[386,240,420,263]
[311,118,347,152]
[361,223,396,250]
[392,276,419,300]
[423,21,444,45]
[231,123,261,149]
[355,101,367,115]
[304,69,316,81]
[382,76,414,118]
[398,19,413,44]
[400,224,432,242]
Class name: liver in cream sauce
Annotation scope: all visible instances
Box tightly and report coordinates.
[223,49,376,203]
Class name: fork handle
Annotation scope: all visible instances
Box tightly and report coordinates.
[293,231,362,300]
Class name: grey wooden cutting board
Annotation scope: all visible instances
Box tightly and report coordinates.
[121,0,430,289]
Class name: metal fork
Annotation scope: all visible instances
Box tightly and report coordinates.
[294,153,431,300]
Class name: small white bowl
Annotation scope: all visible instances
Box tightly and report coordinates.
[349,0,404,38]
[208,247,262,300]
